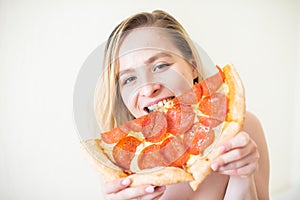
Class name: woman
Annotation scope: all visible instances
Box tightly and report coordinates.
[95,10,269,200]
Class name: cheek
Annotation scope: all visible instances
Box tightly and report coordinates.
[156,69,194,95]
[121,89,132,108]
[121,88,139,115]
[165,79,191,95]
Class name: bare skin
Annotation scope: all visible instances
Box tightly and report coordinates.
[102,28,269,200]
[103,112,270,200]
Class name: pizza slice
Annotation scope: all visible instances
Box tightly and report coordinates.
[81,64,245,191]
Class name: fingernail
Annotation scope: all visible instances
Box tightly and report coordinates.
[211,163,219,171]
[145,186,155,193]
[121,178,130,186]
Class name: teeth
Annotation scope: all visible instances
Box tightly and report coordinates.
[147,98,174,113]
[158,101,163,107]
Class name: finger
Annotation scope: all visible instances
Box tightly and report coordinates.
[219,131,250,152]
[108,185,156,200]
[140,186,166,200]
[217,142,256,165]
[218,151,260,172]
[104,178,131,194]
[143,192,165,200]
[219,162,258,177]
[211,149,247,171]
[212,138,257,170]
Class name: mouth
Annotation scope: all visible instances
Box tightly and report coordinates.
[144,96,175,113]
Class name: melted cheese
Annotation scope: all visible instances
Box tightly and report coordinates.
[100,140,115,162]
[130,141,152,172]
[127,131,145,140]
[216,82,229,94]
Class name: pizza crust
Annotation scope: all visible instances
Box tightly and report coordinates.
[81,140,127,181]
[129,167,194,186]
[223,64,246,123]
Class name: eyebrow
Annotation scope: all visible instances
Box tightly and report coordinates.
[118,52,173,78]
[118,68,135,78]
[144,52,173,64]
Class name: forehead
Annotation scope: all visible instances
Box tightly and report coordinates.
[118,49,175,72]
[117,28,182,66]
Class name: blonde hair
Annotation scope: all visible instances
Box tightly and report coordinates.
[95,10,203,131]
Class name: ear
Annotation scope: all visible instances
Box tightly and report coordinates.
[189,59,199,79]
[192,67,199,79]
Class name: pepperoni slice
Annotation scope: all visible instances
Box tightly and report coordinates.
[169,151,189,168]
[160,136,188,166]
[197,116,222,128]
[200,67,225,97]
[184,122,215,155]
[113,136,142,170]
[177,83,203,105]
[141,112,168,143]
[198,93,228,121]
[101,127,127,144]
[120,115,149,133]
[193,83,203,101]
[138,136,189,169]
[138,144,167,170]
[166,98,195,135]
[119,112,167,143]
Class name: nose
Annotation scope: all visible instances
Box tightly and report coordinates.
[138,83,161,97]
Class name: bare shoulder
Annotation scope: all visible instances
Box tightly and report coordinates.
[242,111,269,156]
[243,111,270,199]
[243,111,264,133]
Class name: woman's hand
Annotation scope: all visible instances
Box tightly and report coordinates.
[211,131,260,177]
[103,178,166,200]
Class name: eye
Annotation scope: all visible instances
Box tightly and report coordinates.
[152,63,171,72]
[123,76,137,85]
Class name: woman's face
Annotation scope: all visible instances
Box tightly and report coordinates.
[117,28,197,118]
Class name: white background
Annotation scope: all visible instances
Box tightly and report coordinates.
[0,0,299,199]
